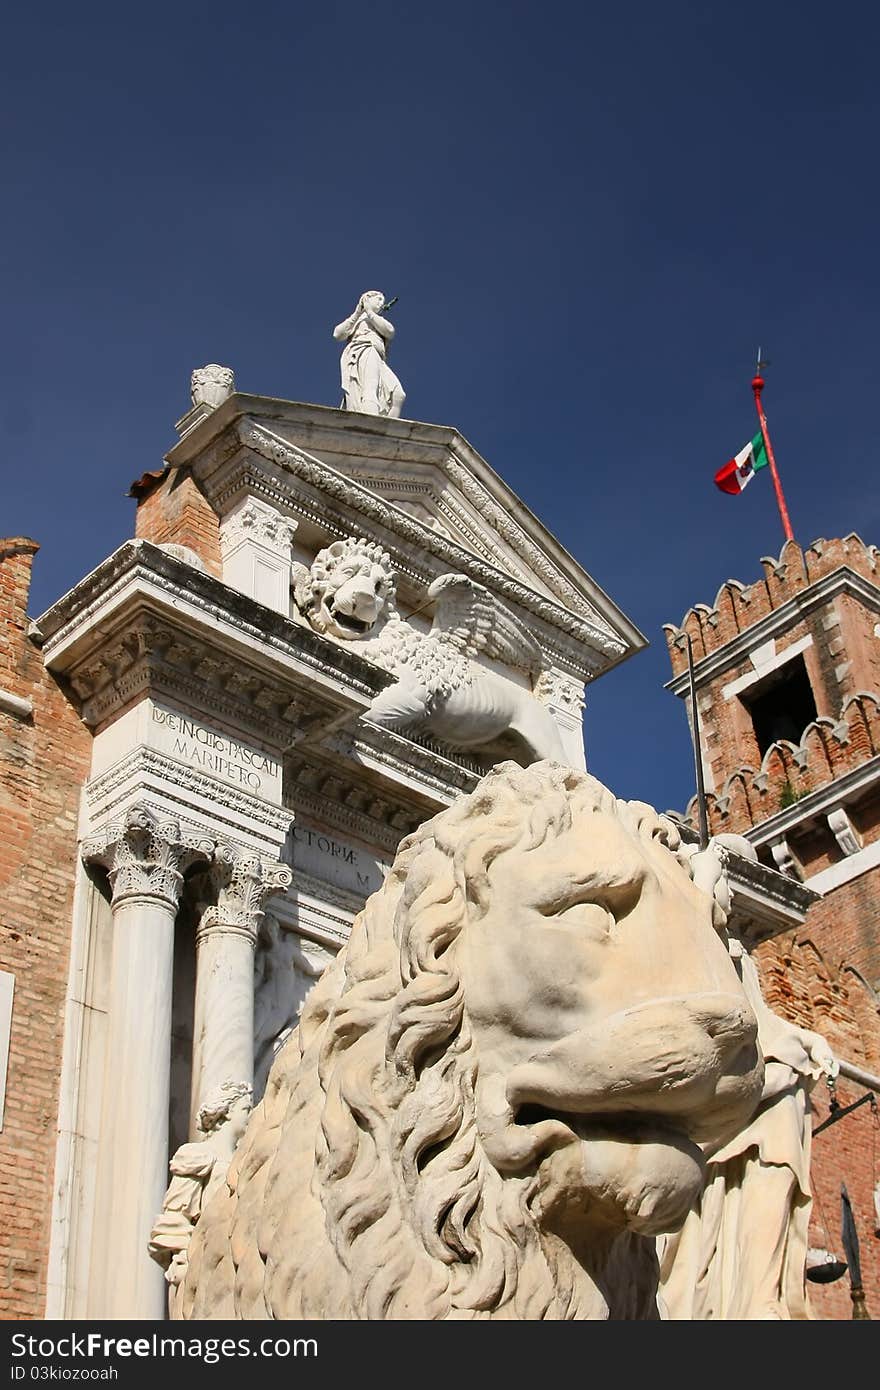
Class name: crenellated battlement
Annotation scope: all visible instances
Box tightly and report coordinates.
[678,691,880,834]
[664,534,880,674]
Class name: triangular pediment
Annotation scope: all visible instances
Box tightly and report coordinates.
[324,464,539,586]
[225,401,636,630]
[167,395,647,673]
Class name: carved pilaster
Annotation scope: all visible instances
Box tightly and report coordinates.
[198,844,293,945]
[534,668,587,715]
[534,668,587,769]
[82,803,214,910]
[219,497,297,616]
[219,497,297,558]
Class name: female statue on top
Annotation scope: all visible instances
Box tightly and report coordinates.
[333,290,406,418]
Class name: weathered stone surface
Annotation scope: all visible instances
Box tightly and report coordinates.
[180,761,767,1320]
[191,365,235,410]
[293,537,566,766]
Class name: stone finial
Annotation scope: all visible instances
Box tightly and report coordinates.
[191,364,235,410]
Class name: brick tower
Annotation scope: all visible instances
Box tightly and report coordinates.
[664,533,880,1319]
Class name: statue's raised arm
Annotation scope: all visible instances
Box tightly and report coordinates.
[333,290,406,418]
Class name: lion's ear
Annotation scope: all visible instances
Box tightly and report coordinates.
[291,562,312,613]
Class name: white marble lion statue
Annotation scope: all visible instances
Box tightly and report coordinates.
[292,537,566,765]
[179,761,766,1320]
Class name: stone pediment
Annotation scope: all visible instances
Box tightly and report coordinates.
[166,395,646,681]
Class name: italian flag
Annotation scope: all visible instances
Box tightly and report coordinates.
[714,431,769,494]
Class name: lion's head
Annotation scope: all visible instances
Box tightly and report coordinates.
[180,762,763,1321]
[293,537,396,640]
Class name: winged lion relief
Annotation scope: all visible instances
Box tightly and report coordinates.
[292,537,566,766]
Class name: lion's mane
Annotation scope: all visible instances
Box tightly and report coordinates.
[295,537,396,635]
[181,762,708,1321]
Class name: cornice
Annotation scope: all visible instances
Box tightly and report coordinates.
[35,542,392,741]
[271,885,353,950]
[191,420,638,673]
[666,567,880,695]
[84,746,293,842]
[669,826,817,939]
[164,396,647,652]
[181,449,612,680]
[336,724,481,796]
[37,542,388,697]
[283,722,475,853]
[287,869,363,921]
[79,617,345,743]
[283,779,405,856]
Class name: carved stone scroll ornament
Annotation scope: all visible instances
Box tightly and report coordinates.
[81,803,214,910]
[827,807,862,857]
[198,843,293,944]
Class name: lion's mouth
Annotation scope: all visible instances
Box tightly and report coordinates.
[512,1103,708,1236]
[327,606,372,634]
[513,1101,703,1163]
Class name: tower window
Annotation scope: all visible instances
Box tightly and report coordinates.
[741,655,817,756]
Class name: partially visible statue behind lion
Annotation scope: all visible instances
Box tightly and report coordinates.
[179,761,771,1320]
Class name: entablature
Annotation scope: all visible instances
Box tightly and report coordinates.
[34,540,389,744]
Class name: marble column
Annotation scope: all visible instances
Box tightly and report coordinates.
[190,845,292,1135]
[82,804,213,1320]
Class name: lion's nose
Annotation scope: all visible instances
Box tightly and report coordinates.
[507,992,762,1134]
[347,583,379,614]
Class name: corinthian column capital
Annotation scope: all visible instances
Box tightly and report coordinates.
[82,803,215,911]
[197,843,292,945]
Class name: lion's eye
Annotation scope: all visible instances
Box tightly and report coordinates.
[552,902,612,941]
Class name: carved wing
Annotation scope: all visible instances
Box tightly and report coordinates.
[427,574,542,673]
[290,561,312,614]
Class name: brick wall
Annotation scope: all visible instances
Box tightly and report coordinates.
[665,534,879,675]
[133,467,222,577]
[0,540,92,1319]
[693,690,880,842]
[666,534,880,1320]
[757,936,879,1321]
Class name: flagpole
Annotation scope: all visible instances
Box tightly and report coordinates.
[681,632,709,850]
[751,371,795,543]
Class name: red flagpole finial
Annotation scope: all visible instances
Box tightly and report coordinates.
[750,354,794,545]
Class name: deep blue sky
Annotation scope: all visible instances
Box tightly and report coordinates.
[2,3,877,812]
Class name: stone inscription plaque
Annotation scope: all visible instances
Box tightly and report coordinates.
[290,820,390,899]
[150,705,282,799]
